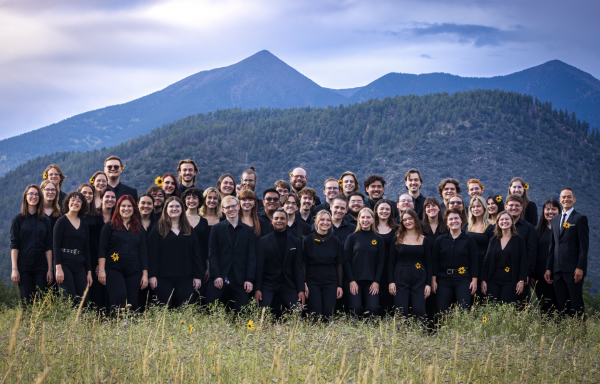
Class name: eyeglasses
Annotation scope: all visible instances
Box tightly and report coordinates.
[222,205,238,210]
[291,175,306,179]
[264,197,280,202]
[284,201,297,206]
[151,194,165,199]
[47,172,60,177]
[448,201,463,206]
[43,188,57,193]
[106,165,121,170]
[27,193,40,197]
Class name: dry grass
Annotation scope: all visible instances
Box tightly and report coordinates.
[0,292,599,383]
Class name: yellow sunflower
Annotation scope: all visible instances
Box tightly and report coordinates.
[482,186,485,191]
[42,172,48,180]
[371,239,377,245]
[495,196,502,203]
[247,320,255,331]
[458,267,465,274]
[314,239,321,242]
[563,222,570,229]
[482,317,487,323]
[90,177,95,184]
[415,263,421,269]
[524,184,529,190]
[121,164,125,170]
[505,267,510,273]
[155,176,164,187]
[338,179,343,187]
[111,252,119,262]
[289,172,293,177]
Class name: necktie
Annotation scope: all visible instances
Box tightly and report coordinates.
[560,213,566,234]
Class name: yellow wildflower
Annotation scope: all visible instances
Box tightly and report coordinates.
[247,320,255,331]
[524,184,529,190]
[90,177,95,184]
[458,267,465,274]
[111,252,119,262]
[121,164,125,170]
[415,263,421,269]
[563,222,570,229]
[371,239,377,245]
[505,267,510,273]
[495,196,502,203]
[155,176,164,187]
[482,317,487,323]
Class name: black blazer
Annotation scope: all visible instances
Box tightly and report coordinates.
[208,220,256,284]
[288,219,312,240]
[547,210,589,275]
[481,235,528,285]
[110,182,139,203]
[255,231,304,292]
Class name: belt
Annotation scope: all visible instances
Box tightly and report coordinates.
[61,248,82,255]
[446,267,469,275]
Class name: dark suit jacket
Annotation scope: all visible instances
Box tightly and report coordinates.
[288,219,312,240]
[208,220,256,284]
[255,231,304,292]
[481,235,528,285]
[515,218,537,276]
[547,210,589,275]
[110,182,139,203]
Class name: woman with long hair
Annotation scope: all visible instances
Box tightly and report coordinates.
[464,195,495,299]
[40,180,62,231]
[284,193,312,239]
[216,174,237,198]
[162,173,180,198]
[507,177,538,226]
[421,197,447,242]
[43,164,67,207]
[100,189,117,224]
[10,185,53,302]
[339,171,360,198]
[373,199,397,315]
[138,193,157,233]
[238,189,262,237]
[182,187,210,302]
[200,187,222,226]
[388,209,431,318]
[487,195,504,225]
[532,199,561,313]
[98,195,148,311]
[91,171,108,211]
[148,197,203,308]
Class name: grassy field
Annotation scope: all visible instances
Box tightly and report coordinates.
[0,293,599,383]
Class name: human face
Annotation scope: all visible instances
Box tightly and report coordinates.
[179,164,196,183]
[377,203,391,221]
[544,204,560,222]
[222,201,240,219]
[163,176,176,196]
[316,213,332,232]
[276,188,289,206]
[206,192,219,209]
[506,200,522,218]
[405,173,422,194]
[263,192,280,212]
[102,192,116,209]
[509,181,524,197]
[220,177,235,196]
[290,169,307,190]
[497,213,513,230]
[240,197,255,212]
[80,187,94,204]
[47,168,61,186]
[324,181,340,201]
[300,195,314,211]
[284,196,298,215]
[559,189,576,211]
[366,181,384,200]
[468,183,482,198]
[397,194,414,212]
[93,174,107,193]
[425,203,440,219]
[446,213,462,231]
[139,196,154,216]
[487,199,498,215]
[402,213,415,230]
[342,175,355,195]
[348,196,365,215]
[448,197,464,211]
[68,195,82,213]
[104,160,122,181]
[185,195,200,210]
[359,211,374,230]
[151,190,165,208]
[470,201,484,218]
[167,200,182,219]
[272,212,287,231]
[42,183,57,202]
[26,187,40,206]
[241,173,256,191]
[331,199,348,221]
[120,200,134,220]
[442,183,457,201]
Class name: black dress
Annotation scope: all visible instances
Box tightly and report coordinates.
[463,223,495,299]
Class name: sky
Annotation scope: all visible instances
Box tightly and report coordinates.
[1,0,599,140]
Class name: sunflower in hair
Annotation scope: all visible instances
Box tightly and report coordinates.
[338,179,343,187]
[495,196,502,203]
[524,184,529,190]
[90,177,95,184]
[42,172,48,180]
[155,177,164,187]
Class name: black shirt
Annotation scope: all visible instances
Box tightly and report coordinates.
[190,216,209,267]
[365,197,399,219]
[389,238,433,284]
[109,182,139,203]
[52,216,91,271]
[343,230,385,283]
[514,217,537,276]
[274,229,287,261]
[422,221,445,244]
[345,213,358,226]
[535,227,552,277]
[301,232,343,287]
[523,201,538,227]
[287,218,312,240]
[147,226,204,279]
[432,231,479,278]
[10,213,52,271]
[46,213,61,235]
[378,229,396,288]
[82,214,104,268]
[295,209,315,226]
[313,201,331,213]
[178,183,202,198]
[494,237,513,269]
[412,193,426,219]
[98,222,148,272]
[463,223,495,275]
[58,190,67,212]
[332,218,356,246]
[258,211,274,237]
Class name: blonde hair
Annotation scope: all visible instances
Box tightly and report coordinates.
[200,187,222,218]
[40,180,62,218]
[313,210,333,233]
[354,208,377,232]
[221,195,240,207]
[467,195,491,232]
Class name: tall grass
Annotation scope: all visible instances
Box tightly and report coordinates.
[0,292,598,383]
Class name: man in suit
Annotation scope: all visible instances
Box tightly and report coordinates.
[545,187,589,318]
[104,155,138,202]
[254,209,305,310]
[206,195,256,311]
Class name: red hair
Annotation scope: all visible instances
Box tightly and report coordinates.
[162,173,180,197]
[111,195,141,235]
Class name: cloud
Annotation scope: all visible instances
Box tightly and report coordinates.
[0,0,167,13]
[420,54,432,59]
[410,23,523,47]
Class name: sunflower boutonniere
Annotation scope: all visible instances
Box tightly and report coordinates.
[563,222,570,229]
[505,267,510,273]
[371,239,377,246]
[42,172,48,180]
[111,252,119,262]
[155,176,164,187]
[481,185,485,191]
[415,263,421,269]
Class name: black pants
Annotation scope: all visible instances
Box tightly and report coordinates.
[379,289,395,317]
[18,270,48,303]
[553,272,585,318]
[436,275,472,314]
[89,271,110,310]
[486,269,516,304]
[153,276,195,308]
[258,282,299,310]
[347,280,379,317]
[306,280,338,318]
[105,269,141,311]
[532,275,558,314]
[57,256,89,305]
[394,263,426,318]
[206,278,249,311]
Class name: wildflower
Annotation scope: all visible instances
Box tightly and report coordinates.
[181,320,186,325]
[121,164,125,170]
[247,320,255,331]
[189,325,194,334]
[495,196,502,202]
[155,176,164,187]
[505,267,510,273]
[458,267,465,274]
[371,239,377,246]
[289,172,293,177]
[482,317,487,323]
[111,252,119,262]
[338,179,343,187]
[42,172,48,179]
[90,177,95,184]
[415,263,421,269]
[563,222,570,229]
[481,186,485,191]
[524,184,529,190]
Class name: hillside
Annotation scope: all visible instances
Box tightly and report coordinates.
[0,90,598,290]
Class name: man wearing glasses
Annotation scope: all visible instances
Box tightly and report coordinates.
[103,155,138,202]
[394,193,415,224]
[258,189,281,235]
[289,168,322,206]
[239,167,264,212]
[314,178,341,213]
[206,195,256,311]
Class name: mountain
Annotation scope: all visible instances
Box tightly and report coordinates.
[0,90,599,291]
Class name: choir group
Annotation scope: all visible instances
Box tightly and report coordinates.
[10,155,589,321]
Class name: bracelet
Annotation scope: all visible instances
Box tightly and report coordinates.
[98,271,106,273]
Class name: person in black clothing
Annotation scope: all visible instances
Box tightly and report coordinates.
[147,186,166,222]
[486,195,504,225]
[258,188,280,235]
[396,194,415,222]
[506,194,537,303]
[363,175,399,218]
[296,187,318,225]
[481,211,527,304]
[43,164,67,208]
[507,177,537,226]
[339,171,360,198]
[138,193,158,310]
[255,209,305,310]
[346,192,366,226]
[531,199,560,313]
[388,209,432,318]
[148,197,203,308]
[206,195,256,311]
[100,189,116,225]
[200,187,222,227]
[314,178,340,212]
[40,180,62,232]
[431,208,478,314]
[91,171,108,212]
[331,196,356,246]
[11,185,54,302]
[404,169,426,218]
[238,189,264,237]
[54,192,93,304]
[177,159,200,197]
[273,180,291,208]
[216,174,237,199]
[104,155,138,202]
[448,195,468,225]
[284,193,311,239]
[437,178,461,212]
[344,208,385,317]
[464,195,495,300]
[545,188,589,318]
[183,188,210,303]
[466,179,484,199]
[374,199,397,315]
[303,210,344,318]
[161,173,180,198]
[98,195,148,311]
[289,168,322,206]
